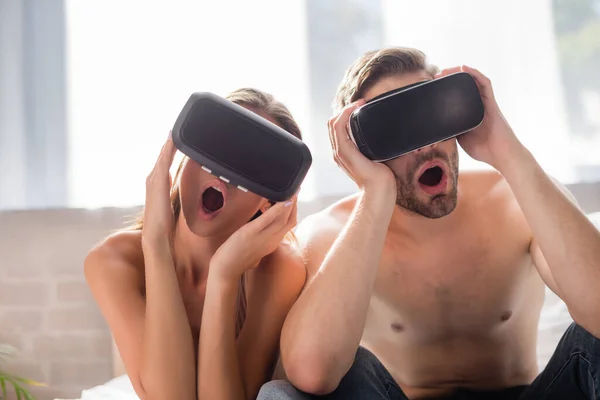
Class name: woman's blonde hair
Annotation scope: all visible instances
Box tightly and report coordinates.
[127,88,303,334]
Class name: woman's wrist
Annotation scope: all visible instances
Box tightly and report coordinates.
[207,268,241,301]
[208,261,245,287]
[142,236,173,263]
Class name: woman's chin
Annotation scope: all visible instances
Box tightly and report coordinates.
[188,219,240,239]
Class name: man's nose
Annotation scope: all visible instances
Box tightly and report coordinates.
[416,142,436,152]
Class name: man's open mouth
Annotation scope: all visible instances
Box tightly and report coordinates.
[416,161,448,196]
[418,166,444,187]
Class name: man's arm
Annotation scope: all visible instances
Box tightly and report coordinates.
[279,100,397,394]
[439,64,600,337]
[280,188,395,395]
[499,145,600,337]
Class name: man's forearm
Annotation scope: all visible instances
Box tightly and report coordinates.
[499,143,600,327]
[282,188,395,389]
[141,241,197,400]
[197,275,245,400]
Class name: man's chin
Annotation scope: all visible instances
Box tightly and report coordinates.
[397,192,458,219]
[425,197,457,219]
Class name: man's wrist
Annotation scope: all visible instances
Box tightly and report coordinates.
[493,138,533,180]
[359,184,397,224]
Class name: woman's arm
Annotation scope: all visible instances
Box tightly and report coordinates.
[197,271,244,399]
[86,136,197,400]
[197,246,305,400]
[197,196,304,400]
[140,239,197,398]
[85,234,197,400]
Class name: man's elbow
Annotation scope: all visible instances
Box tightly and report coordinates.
[282,350,349,395]
[569,300,600,339]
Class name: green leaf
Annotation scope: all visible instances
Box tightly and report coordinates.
[12,377,46,387]
[17,387,32,400]
[5,376,25,399]
[0,376,7,400]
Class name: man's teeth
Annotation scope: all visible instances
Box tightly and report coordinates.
[211,186,222,193]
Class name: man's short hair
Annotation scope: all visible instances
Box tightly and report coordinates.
[334,47,439,113]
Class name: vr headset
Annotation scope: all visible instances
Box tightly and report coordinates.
[172,92,312,202]
[349,72,485,162]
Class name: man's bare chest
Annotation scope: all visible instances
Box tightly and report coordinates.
[369,225,542,338]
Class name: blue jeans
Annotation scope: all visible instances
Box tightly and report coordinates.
[258,323,600,399]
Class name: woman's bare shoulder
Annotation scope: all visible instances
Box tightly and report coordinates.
[84,229,145,290]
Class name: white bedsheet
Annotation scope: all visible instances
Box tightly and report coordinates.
[80,375,139,400]
[77,212,600,400]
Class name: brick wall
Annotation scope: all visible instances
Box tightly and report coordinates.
[0,207,140,400]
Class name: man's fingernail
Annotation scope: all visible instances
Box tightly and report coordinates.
[285,201,294,207]
[168,130,172,139]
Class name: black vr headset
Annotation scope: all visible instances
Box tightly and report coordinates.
[172,92,312,202]
[349,72,485,161]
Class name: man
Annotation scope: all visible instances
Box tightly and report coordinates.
[259,47,600,399]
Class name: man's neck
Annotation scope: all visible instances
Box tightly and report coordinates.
[388,194,463,242]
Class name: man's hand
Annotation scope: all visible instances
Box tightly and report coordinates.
[328,100,396,195]
[436,65,521,171]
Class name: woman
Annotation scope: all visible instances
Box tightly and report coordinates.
[85,88,307,400]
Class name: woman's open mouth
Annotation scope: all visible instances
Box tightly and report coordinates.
[416,161,448,196]
[198,180,227,221]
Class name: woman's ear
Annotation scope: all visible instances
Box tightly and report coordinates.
[260,200,274,213]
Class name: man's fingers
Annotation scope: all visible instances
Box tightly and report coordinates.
[333,99,365,152]
[461,65,495,99]
[327,117,337,153]
[462,65,490,85]
[435,66,462,79]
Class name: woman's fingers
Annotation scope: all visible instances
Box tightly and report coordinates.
[159,133,177,174]
[252,195,298,234]
[148,132,177,179]
[283,200,298,233]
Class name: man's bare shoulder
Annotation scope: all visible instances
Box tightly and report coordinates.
[295,193,359,244]
[259,240,306,282]
[84,229,145,287]
[459,169,532,238]
[459,169,515,205]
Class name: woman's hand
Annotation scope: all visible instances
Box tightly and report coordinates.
[210,196,298,283]
[141,133,177,251]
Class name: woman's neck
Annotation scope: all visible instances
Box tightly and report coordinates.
[171,215,228,282]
